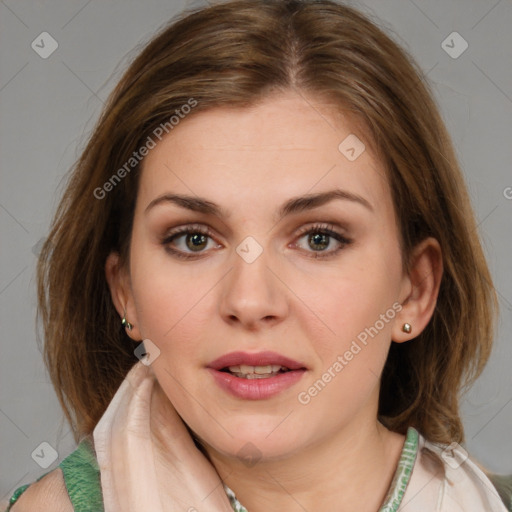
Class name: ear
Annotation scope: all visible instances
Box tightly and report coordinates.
[392,237,443,343]
[105,251,142,341]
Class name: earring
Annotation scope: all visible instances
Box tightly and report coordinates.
[121,307,133,331]
[402,322,412,333]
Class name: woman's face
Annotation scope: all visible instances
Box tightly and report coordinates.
[118,91,412,462]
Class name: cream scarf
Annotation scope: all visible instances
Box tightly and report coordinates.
[92,361,507,511]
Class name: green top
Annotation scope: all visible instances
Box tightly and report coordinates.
[5,437,103,512]
[5,426,510,511]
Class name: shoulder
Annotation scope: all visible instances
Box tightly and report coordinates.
[8,437,103,512]
[410,433,511,511]
[9,468,74,512]
[482,472,512,512]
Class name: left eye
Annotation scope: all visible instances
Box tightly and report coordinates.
[292,223,352,258]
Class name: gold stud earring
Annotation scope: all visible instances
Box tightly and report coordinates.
[121,307,133,331]
[402,322,412,333]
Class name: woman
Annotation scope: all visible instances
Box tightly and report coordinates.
[5,0,511,510]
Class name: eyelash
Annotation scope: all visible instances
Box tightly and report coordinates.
[161,222,352,260]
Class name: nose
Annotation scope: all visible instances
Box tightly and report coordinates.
[218,244,289,331]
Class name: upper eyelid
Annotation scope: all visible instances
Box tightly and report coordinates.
[163,221,349,238]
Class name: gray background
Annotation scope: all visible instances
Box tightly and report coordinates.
[1,0,511,503]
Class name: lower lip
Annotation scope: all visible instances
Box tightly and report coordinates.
[207,368,306,400]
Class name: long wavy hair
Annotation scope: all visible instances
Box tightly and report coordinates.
[37,0,498,447]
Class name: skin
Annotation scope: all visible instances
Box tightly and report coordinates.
[106,90,443,511]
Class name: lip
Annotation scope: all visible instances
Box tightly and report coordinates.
[207,351,307,371]
[207,351,307,400]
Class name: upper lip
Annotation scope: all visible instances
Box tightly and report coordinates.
[207,351,307,371]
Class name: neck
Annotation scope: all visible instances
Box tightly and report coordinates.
[207,418,406,512]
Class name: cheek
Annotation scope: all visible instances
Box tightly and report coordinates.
[296,279,397,418]
[296,250,400,359]
[129,242,215,347]
[307,249,402,409]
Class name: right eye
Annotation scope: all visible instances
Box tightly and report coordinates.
[161,224,221,259]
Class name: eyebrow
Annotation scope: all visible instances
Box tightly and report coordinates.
[144,188,374,221]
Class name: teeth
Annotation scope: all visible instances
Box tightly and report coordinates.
[227,364,288,378]
[229,364,284,374]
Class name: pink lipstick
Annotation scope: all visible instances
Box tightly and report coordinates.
[207,351,307,400]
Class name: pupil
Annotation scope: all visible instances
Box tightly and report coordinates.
[187,233,207,251]
[309,233,328,250]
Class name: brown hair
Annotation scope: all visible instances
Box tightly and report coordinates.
[37,0,498,445]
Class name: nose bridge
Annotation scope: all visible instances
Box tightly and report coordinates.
[219,236,288,327]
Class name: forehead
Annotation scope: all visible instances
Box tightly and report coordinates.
[137,92,392,219]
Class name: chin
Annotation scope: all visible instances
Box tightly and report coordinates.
[193,419,308,463]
